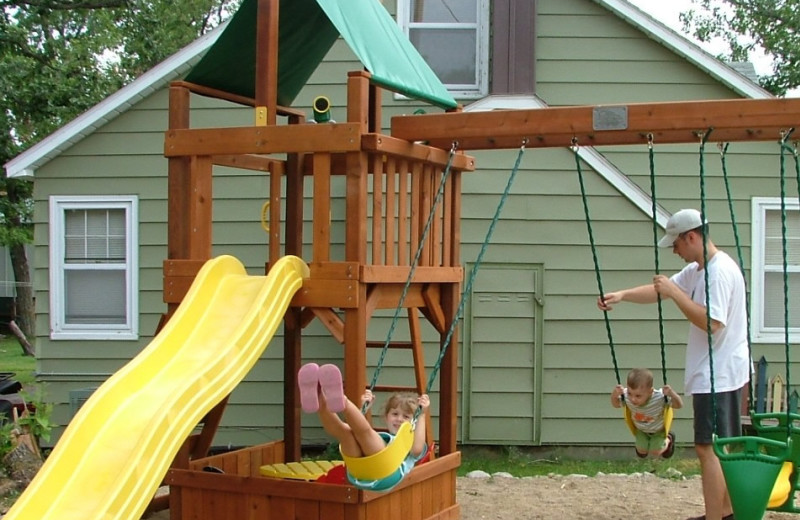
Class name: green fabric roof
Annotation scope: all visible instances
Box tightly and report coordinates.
[185,0,457,110]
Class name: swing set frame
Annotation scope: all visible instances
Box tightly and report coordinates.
[154,2,800,517]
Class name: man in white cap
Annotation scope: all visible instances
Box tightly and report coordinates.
[598,209,748,520]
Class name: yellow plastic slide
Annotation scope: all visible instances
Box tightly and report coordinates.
[4,254,308,520]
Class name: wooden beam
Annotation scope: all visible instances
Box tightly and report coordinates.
[361,133,475,171]
[213,154,285,173]
[391,97,800,150]
[169,81,306,119]
[165,124,363,157]
[360,266,463,283]
[255,0,279,124]
[308,307,345,344]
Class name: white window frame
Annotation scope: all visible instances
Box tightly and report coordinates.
[49,195,139,340]
[751,196,800,343]
[396,0,490,99]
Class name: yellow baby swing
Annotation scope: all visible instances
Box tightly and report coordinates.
[573,136,675,440]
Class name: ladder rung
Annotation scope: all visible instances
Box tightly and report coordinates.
[366,341,414,349]
[374,385,420,394]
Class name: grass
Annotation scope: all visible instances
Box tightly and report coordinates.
[457,445,701,479]
[0,336,36,385]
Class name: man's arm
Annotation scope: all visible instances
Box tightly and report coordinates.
[653,275,722,333]
[597,284,659,311]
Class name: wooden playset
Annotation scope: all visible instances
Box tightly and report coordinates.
[152,1,800,519]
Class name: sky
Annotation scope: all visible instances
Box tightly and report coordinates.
[627,0,776,78]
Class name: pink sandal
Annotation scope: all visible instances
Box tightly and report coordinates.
[318,364,346,413]
[298,363,320,412]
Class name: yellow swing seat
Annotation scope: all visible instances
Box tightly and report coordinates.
[623,401,674,437]
[768,460,794,509]
[341,421,415,481]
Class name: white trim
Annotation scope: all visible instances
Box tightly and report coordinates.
[4,25,226,179]
[49,195,139,341]
[750,197,800,343]
[595,0,772,100]
[464,95,670,228]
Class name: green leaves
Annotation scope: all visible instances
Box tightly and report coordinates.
[681,0,800,96]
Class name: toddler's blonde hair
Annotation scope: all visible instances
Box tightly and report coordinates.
[383,392,419,416]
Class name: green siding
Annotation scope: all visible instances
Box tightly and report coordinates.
[27,0,799,449]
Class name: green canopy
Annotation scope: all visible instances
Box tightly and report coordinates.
[185,0,457,110]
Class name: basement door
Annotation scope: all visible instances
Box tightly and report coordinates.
[462,263,542,445]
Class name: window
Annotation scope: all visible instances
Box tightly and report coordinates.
[49,196,138,340]
[397,0,489,99]
[751,197,800,343]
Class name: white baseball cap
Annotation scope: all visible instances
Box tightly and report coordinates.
[658,209,705,248]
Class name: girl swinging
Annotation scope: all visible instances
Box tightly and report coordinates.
[298,362,430,491]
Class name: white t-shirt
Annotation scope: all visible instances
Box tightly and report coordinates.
[671,251,749,394]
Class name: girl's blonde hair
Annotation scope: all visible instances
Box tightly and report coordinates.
[383,392,419,416]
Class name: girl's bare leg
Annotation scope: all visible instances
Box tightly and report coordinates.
[318,393,385,457]
[316,364,387,458]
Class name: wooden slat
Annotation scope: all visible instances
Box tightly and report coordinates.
[308,307,345,344]
[366,341,414,349]
[409,161,422,266]
[360,266,463,283]
[362,284,427,310]
[166,469,361,503]
[441,169,453,266]
[169,81,306,119]
[291,279,360,308]
[391,97,800,150]
[309,262,359,280]
[163,276,195,304]
[269,157,282,265]
[213,154,285,173]
[255,0,278,124]
[163,259,206,277]
[371,153,383,265]
[164,124,363,157]
[431,166,442,266]
[361,133,475,171]
[312,152,332,263]
[385,156,397,265]
[398,161,409,266]
[419,163,433,266]
[421,284,447,334]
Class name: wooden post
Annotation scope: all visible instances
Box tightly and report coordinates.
[283,150,305,462]
[255,0,279,125]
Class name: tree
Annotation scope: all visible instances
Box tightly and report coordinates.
[0,0,240,351]
[680,0,800,96]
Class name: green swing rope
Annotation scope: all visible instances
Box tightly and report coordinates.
[706,132,796,520]
[364,141,458,412]
[778,129,795,429]
[647,135,669,386]
[572,140,620,385]
[718,142,756,414]
[698,129,719,433]
[412,140,527,421]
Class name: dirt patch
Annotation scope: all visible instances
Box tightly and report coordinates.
[455,473,796,520]
[142,473,798,520]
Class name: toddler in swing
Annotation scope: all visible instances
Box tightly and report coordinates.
[298,362,430,491]
[611,367,684,458]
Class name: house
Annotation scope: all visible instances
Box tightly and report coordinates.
[5,0,798,450]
